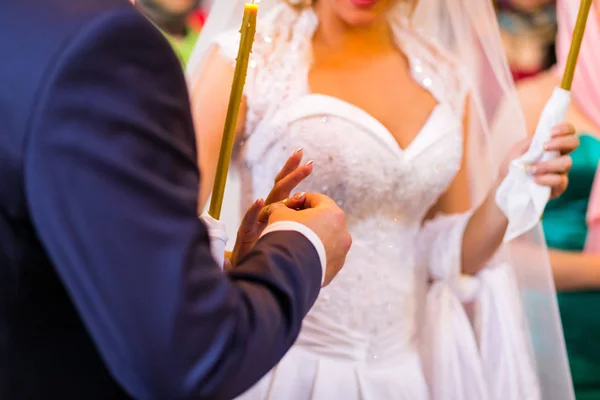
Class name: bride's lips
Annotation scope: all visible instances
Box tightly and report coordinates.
[349,0,378,8]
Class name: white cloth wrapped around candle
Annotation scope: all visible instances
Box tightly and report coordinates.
[496,87,571,242]
[199,212,229,269]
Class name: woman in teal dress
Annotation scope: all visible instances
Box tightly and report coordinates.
[515,0,600,397]
[543,135,600,400]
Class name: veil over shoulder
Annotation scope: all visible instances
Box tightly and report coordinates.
[187,1,574,399]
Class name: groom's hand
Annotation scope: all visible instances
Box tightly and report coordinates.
[263,194,351,286]
[228,193,307,270]
[229,150,313,269]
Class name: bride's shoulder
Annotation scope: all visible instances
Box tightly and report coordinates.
[415,33,467,86]
[395,24,469,112]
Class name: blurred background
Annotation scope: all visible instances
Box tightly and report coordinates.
[133,0,213,65]
[147,0,556,81]
[134,0,560,81]
[495,0,558,81]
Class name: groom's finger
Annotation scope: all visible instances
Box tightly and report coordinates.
[301,193,338,209]
[257,192,306,223]
[283,192,306,209]
[257,201,288,223]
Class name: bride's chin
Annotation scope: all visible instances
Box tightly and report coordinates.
[336,2,390,27]
[339,11,385,27]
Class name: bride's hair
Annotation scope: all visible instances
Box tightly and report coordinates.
[282,0,416,14]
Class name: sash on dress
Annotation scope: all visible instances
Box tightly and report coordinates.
[419,213,541,400]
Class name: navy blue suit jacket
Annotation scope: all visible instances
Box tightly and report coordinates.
[0,1,322,398]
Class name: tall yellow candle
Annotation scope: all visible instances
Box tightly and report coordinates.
[209,1,258,219]
[560,0,593,90]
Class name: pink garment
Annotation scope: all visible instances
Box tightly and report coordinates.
[556,0,600,253]
[586,166,600,252]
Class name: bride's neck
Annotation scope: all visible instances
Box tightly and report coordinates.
[312,5,393,55]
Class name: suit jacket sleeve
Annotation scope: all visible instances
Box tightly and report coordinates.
[24,9,322,400]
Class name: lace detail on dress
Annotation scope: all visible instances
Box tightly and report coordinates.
[213,4,318,138]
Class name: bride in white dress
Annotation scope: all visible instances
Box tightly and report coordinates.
[188,0,578,398]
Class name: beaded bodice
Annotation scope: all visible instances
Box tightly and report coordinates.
[215,4,469,360]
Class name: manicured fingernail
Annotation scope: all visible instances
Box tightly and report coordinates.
[530,166,538,174]
[295,148,303,154]
[293,192,306,200]
[305,160,314,167]
[255,198,264,205]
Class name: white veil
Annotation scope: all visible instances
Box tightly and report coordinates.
[187,1,573,399]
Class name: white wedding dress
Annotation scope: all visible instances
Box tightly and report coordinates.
[211,4,539,399]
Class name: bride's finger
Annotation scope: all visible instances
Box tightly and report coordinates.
[274,148,304,184]
[224,258,233,271]
[237,198,265,236]
[531,155,572,175]
[265,161,313,204]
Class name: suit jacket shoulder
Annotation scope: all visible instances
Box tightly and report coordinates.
[0,0,183,218]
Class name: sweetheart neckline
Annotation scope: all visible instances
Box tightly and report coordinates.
[275,94,459,163]
[308,93,443,153]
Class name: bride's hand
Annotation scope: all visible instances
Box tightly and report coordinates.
[228,150,313,270]
[500,122,579,199]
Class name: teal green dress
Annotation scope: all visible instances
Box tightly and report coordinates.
[542,134,600,400]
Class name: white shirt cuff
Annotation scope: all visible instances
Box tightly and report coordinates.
[260,221,326,286]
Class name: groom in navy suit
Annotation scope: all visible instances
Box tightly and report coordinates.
[0,0,350,399]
